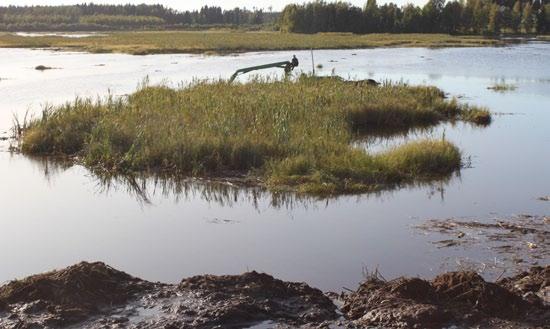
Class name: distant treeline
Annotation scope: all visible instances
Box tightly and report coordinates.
[0,4,278,31]
[2,1,548,34]
[280,0,549,34]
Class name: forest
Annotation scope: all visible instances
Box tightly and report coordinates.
[280,0,549,34]
[0,4,276,31]
[0,1,548,34]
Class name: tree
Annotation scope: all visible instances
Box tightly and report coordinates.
[402,4,423,32]
[536,4,547,33]
[472,0,489,33]
[487,3,501,34]
[442,1,464,33]
[364,0,380,32]
[522,2,534,33]
[422,0,445,32]
[511,0,522,33]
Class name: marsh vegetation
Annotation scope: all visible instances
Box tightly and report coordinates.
[18,77,490,195]
[488,82,517,92]
[0,32,504,55]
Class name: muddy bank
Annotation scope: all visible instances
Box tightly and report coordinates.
[0,262,338,328]
[342,267,549,328]
[1,262,549,328]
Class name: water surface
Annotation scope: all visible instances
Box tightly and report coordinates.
[0,44,549,291]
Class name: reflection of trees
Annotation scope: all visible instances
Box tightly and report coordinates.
[25,155,459,209]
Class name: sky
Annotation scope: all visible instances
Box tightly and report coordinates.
[0,0,420,11]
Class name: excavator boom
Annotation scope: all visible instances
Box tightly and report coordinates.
[229,56,299,82]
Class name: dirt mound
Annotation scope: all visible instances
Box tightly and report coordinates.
[178,271,338,327]
[498,266,550,305]
[342,277,451,328]
[2,263,547,328]
[432,271,526,318]
[0,262,154,326]
[343,267,550,328]
[1,266,339,328]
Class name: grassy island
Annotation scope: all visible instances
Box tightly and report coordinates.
[19,77,490,195]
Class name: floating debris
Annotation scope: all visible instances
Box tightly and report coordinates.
[35,65,54,71]
[205,217,240,224]
[416,215,549,275]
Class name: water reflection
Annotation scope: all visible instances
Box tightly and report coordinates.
[24,154,459,209]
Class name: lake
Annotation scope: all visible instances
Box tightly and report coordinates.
[0,43,549,292]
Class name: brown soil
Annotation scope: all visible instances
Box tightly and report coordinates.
[498,266,550,306]
[0,262,155,326]
[0,263,338,328]
[178,271,338,327]
[342,266,549,329]
[1,262,548,329]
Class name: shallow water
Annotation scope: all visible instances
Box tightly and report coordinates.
[0,44,549,291]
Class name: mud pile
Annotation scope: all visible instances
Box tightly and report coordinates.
[342,267,549,328]
[498,266,550,306]
[0,262,156,327]
[177,271,338,327]
[1,262,548,328]
[0,263,338,328]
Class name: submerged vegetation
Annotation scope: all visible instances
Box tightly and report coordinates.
[0,32,503,55]
[19,77,490,195]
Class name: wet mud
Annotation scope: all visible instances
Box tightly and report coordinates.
[415,215,550,274]
[1,262,548,328]
[0,262,338,328]
[342,267,549,328]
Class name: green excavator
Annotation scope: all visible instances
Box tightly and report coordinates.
[229,55,299,82]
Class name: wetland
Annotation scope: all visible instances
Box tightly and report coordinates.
[1,41,549,327]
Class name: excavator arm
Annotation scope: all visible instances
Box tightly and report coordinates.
[229,56,299,82]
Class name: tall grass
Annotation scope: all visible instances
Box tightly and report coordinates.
[0,32,504,55]
[20,78,488,195]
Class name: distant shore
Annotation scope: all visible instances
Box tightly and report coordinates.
[0,31,513,55]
